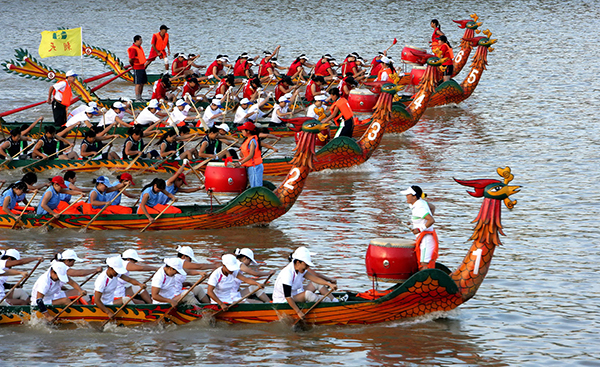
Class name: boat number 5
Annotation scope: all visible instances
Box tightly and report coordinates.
[412,94,425,110]
[368,122,381,141]
[467,69,479,84]
[284,168,301,190]
[471,248,482,275]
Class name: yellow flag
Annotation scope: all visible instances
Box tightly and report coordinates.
[38,27,82,58]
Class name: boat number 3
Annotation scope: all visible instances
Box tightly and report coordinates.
[467,69,480,84]
[454,50,465,63]
[368,122,381,141]
[283,168,301,190]
[412,94,426,110]
[471,248,482,275]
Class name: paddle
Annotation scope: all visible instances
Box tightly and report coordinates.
[20,144,73,172]
[99,270,158,329]
[0,141,37,170]
[83,135,118,162]
[115,132,160,172]
[191,139,239,171]
[39,193,84,232]
[80,183,130,233]
[50,270,100,324]
[137,133,198,175]
[154,273,209,324]
[384,37,398,53]
[293,287,336,331]
[160,102,180,135]
[140,200,176,233]
[0,258,43,305]
[184,95,208,131]
[128,100,137,121]
[212,273,274,318]
[11,189,38,229]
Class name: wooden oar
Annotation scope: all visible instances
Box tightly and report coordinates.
[19,144,73,172]
[191,139,239,171]
[0,258,43,305]
[160,102,180,135]
[39,193,84,231]
[154,273,209,324]
[0,141,37,170]
[140,200,176,233]
[171,55,200,80]
[293,287,336,331]
[115,132,160,172]
[80,183,130,233]
[51,270,100,324]
[261,139,279,159]
[137,133,198,175]
[11,189,38,229]
[212,273,273,318]
[185,94,208,131]
[128,101,137,121]
[100,270,158,329]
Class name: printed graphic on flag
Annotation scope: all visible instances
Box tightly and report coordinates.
[38,28,82,58]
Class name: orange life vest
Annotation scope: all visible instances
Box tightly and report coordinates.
[241,136,262,167]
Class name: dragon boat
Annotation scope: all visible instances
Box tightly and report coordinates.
[0,119,327,231]
[0,167,520,327]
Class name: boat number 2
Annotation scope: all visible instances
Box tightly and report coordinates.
[368,122,381,141]
[283,168,301,190]
[467,69,480,84]
[471,248,482,275]
[412,94,425,110]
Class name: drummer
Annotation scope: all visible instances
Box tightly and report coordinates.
[207,254,264,311]
[401,185,438,270]
[151,257,206,307]
[0,249,43,305]
[137,178,181,222]
[115,249,157,304]
[94,256,146,318]
[272,247,337,319]
[31,261,86,321]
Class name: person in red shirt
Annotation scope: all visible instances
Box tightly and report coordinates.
[171,53,189,76]
[127,35,149,102]
[216,75,235,101]
[341,54,366,82]
[233,53,257,78]
[305,75,325,102]
[437,35,454,82]
[322,87,354,138]
[182,77,206,103]
[151,75,175,102]
[274,76,295,102]
[315,57,338,81]
[243,78,262,101]
[257,46,280,78]
[259,57,287,84]
[430,19,445,51]
[147,25,171,71]
[338,75,358,99]
[205,55,231,81]
[286,54,313,80]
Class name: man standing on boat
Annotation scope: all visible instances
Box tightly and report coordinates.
[401,185,438,270]
[128,35,149,102]
[321,87,354,138]
[147,25,171,71]
[47,70,77,126]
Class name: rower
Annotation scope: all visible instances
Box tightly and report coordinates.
[21,172,49,192]
[105,173,137,206]
[137,178,181,222]
[158,128,196,160]
[205,55,230,81]
[271,94,298,127]
[36,176,82,216]
[321,87,354,138]
[175,246,215,303]
[81,129,120,160]
[122,125,160,160]
[234,248,274,303]
[31,261,85,322]
[115,249,157,304]
[305,75,326,103]
[47,70,77,126]
[82,176,133,215]
[147,25,171,71]
[341,53,365,81]
[182,77,205,104]
[157,167,203,206]
[272,247,337,319]
[200,99,224,128]
[165,99,195,127]
[242,77,262,101]
[0,249,43,305]
[287,54,313,80]
[31,125,77,160]
[338,75,358,99]
[233,52,256,78]
[67,101,98,120]
[0,181,30,218]
[315,55,338,81]
[215,74,235,102]
[233,98,255,126]
[207,254,264,310]
[65,106,98,128]
[151,257,206,307]
[94,256,146,318]
[197,126,231,161]
[171,53,190,77]
[55,249,102,279]
[151,74,176,103]
[257,46,281,83]
[306,94,329,122]
[274,76,295,102]
[57,171,89,211]
[98,101,131,128]
[0,128,33,160]
[135,99,163,127]
[369,51,386,77]
[375,56,396,82]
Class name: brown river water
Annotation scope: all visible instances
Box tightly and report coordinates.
[1,0,599,366]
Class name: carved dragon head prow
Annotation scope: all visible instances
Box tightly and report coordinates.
[290,119,330,170]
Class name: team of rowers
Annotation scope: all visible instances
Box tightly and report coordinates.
[0,245,340,322]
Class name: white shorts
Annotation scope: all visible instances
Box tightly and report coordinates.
[419,233,436,263]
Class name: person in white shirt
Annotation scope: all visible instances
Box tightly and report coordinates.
[234,248,274,303]
[94,256,145,318]
[401,185,438,270]
[114,249,157,304]
[207,254,263,311]
[98,101,131,128]
[31,261,85,321]
[202,99,224,128]
[0,249,40,306]
[270,96,291,126]
[272,247,337,319]
[65,106,97,128]
[247,97,270,122]
[166,99,195,127]
[68,102,98,120]
[233,98,254,125]
[175,245,216,303]
[151,258,206,307]
[135,99,163,126]
[306,94,329,121]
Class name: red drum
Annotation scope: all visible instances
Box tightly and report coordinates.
[365,238,418,282]
[410,66,426,85]
[401,45,434,65]
[348,88,380,113]
[204,162,248,193]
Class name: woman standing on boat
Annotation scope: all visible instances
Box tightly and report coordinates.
[137,178,181,223]
[235,121,263,188]
[0,249,42,305]
[401,185,438,270]
[430,19,445,50]
[437,35,454,82]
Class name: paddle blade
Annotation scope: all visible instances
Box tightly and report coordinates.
[393,38,398,45]
[292,319,311,332]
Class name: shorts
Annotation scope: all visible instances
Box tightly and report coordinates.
[133,68,148,85]
[443,64,454,77]
[418,233,436,263]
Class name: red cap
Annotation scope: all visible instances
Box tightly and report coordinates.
[238,121,256,131]
[177,173,187,185]
[119,173,135,186]
[51,176,67,189]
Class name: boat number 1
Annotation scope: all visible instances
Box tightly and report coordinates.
[368,122,381,141]
[471,248,482,275]
[467,69,479,84]
[412,94,425,110]
[284,168,301,190]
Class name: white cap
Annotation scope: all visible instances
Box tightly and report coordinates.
[315,95,328,101]
[214,94,224,99]
[65,70,77,77]
[113,101,125,109]
[211,99,221,105]
[106,256,128,275]
[176,245,197,263]
[380,56,391,64]
[85,106,97,114]
[240,98,251,105]
[278,96,289,103]
[148,99,160,109]
[400,187,417,196]
[179,54,188,60]
[176,99,187,107]
[222,254,241,272]
[291,246,314,267]
[218,57,228,62]
[234,248,257,265]
[284,92,293,99]
[122,249,143,262]
[215,123,230,132]
[164,257,186,275]
[88,102,98,108]
[61,249,83,261]
[51,261,70,283]
[299,55,309,60]
[4,249,20,260]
